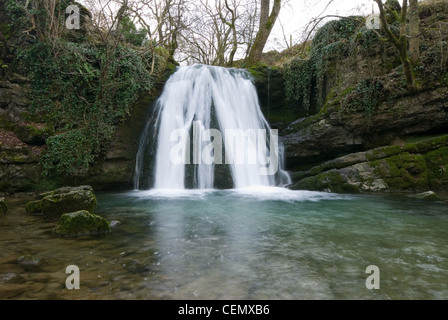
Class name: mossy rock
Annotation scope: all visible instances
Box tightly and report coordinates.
[53,211,111,238]
[371,153,429,191]
[291,171,361,193]
[37,185,94,200]
[39,186,97,221]
[14,124,54,145]
[414,191,442,201]
[0,197,7,215]
[425,147,448,190]
[25,200,42,215]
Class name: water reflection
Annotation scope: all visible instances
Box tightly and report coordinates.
[0,191,447,300]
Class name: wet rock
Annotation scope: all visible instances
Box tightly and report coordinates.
[25,200,43,216]
[53,210,111,238]
[25,186,97,221]
[17,255,43,272]
[414,191,441,201]
[290,135,448,193]
[283,87,448,169]
[0,272,17,283]
[109,220,121,229]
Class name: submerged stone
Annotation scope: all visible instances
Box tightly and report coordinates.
[415,191,441,201]
[53,210,111,238]
[17,255,43,271]
[109,220,121,229]
[25,200,43,215]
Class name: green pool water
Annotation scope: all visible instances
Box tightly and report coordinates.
[1,188,447,300]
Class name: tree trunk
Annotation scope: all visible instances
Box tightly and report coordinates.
[245,0,281,67]
[375,0,417,91]
[409,0,420,65]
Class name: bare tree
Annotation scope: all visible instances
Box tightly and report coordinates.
[176,0,257,66]
[19,0,66,42]
[245,0,282,67]
[374,0,419,91]
[299,0,421,91]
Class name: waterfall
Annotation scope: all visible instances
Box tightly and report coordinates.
[134,64,291,190]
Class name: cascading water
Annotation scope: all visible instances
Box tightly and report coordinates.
[134,64,291,190]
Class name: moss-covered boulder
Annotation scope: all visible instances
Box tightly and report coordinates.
[25,186,97,221]
[290,135,448,193]
[41,186,97,221]
[291,171,361,193]
[0,197,7,215]
[53,210,111,238]
[25,200,42,215]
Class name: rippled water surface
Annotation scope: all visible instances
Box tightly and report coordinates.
[1,188,448,300]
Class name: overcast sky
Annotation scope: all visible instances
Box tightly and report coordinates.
[78,0,377,53]
[268,0,376,51]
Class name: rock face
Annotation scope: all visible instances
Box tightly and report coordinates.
[290,135,448,193]
[53,210,111,238]
[283,87,448,170]
[0,73,162,193]
[0,1,165,193]
[0,80,44,193]
[26,186,97,221]
[74,92,163,191]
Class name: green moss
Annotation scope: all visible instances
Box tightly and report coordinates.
[372,153,429,191]
[40,186,98,221]
[290,171,312,183]
[291,171,361,193]
[31,178,61,192]
[53,210,111,238]
[425,147,448,189]
[415,191,442,201]
[25,200,42,215]
[0,23,11,41]
[408,135,448,153]
[366,145,404,161]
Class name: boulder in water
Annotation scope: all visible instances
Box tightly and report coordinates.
[53,210,111,238]
[25,186,97,221]
[414,191,441,201]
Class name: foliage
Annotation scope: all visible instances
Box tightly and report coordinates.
[340,78,384,116]
[417,40,448,86]
[119,16,147,47]
[17,40,155,177]
[5,0,28,31]
[284,18,367,116]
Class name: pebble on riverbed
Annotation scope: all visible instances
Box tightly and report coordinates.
[17,255,44,272]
